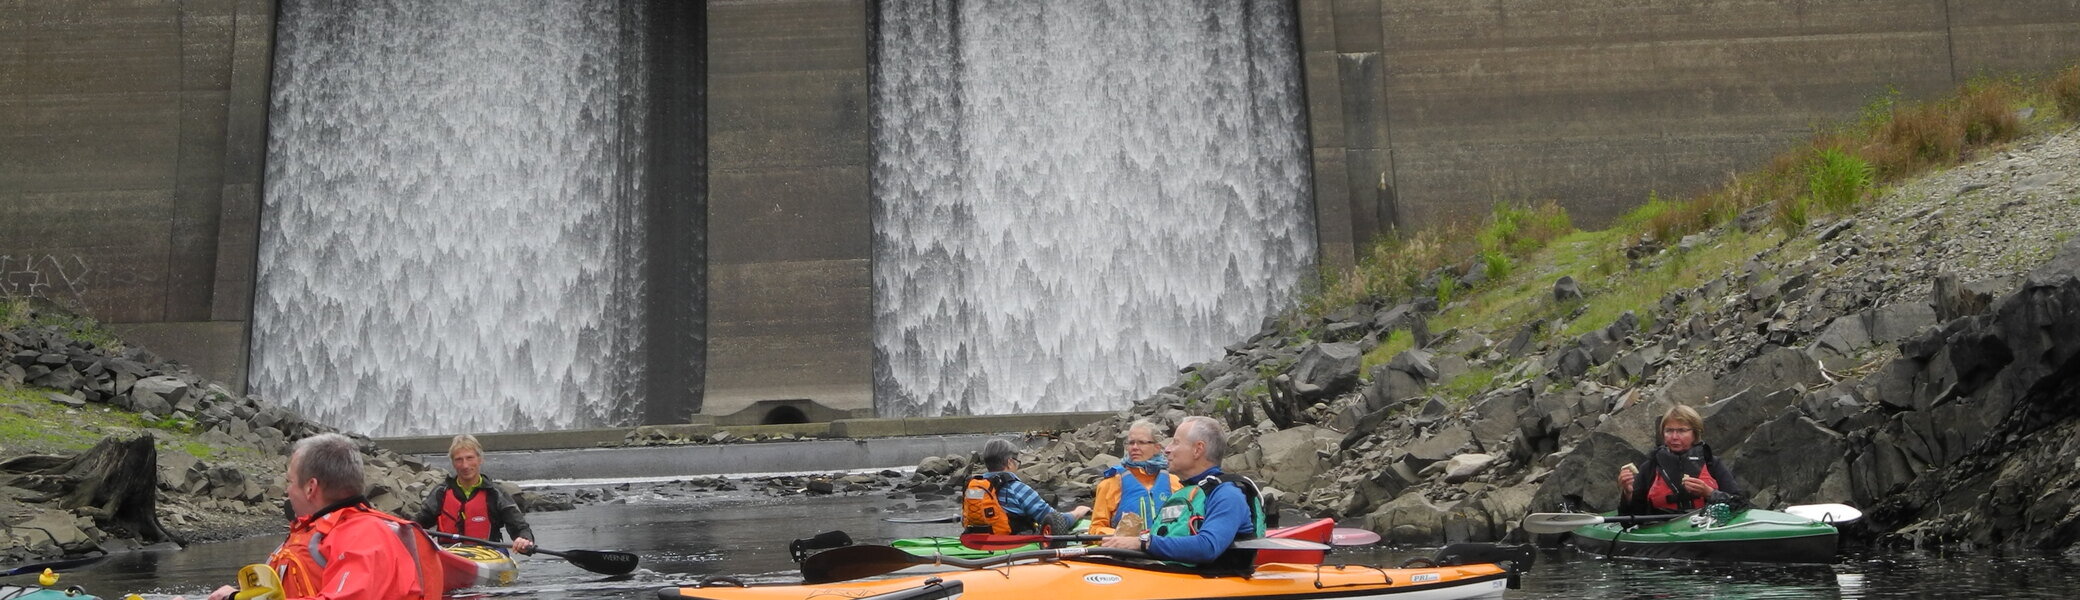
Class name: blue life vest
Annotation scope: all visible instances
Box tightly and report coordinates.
[1105,465,1172,527]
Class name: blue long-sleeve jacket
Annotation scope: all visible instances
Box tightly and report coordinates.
[1146,466,1253,564]
[994,473,1076,534]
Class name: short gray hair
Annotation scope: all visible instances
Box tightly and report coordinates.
[1125,419,1165,441]
[981,438,1019,471]
[1176,416,1226,462]
[292,433,366,502]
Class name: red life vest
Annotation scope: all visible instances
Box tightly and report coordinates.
[437,482,497,540]
[1646,466,1722,512]
[270,502,445,600]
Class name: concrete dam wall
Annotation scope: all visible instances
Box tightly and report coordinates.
[5,0,2079,433]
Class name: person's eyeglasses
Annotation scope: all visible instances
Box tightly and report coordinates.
[1126,440,1160,446]
[1662,427,1694,435]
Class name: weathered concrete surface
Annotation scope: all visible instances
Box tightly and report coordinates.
[1301,0,2080,266]
[702,0,876,419]
[421,435,1007,481]
[1,0,273,392]
[377,410,1111,454]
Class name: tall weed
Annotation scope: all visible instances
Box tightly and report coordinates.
[2051,65,2080,121]
[1807,148,1874,213]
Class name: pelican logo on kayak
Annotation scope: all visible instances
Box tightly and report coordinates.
[1083,573,1123,585]
[1411,573,1440,583]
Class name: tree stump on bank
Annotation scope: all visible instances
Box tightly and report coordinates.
[1,433,175,545]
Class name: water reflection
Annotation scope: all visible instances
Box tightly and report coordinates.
[44,489,2080,599]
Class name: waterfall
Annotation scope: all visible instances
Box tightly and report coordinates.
[873,0,1316,416]
[254,0,648,436]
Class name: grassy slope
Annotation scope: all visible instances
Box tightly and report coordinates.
[1303,65,2080,404]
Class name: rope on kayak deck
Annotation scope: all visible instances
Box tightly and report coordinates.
[1311,564,1391,589]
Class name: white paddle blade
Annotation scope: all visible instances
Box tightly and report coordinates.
[1784,503,1863,525]
[1332,527,1382,546]
[1234,538,1332,551]
[1521,513,1606,534]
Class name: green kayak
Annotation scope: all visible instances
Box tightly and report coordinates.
[1568,507,1838,563]
[890,536,1038,559]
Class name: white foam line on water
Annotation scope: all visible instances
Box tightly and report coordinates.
[510,466,917,489]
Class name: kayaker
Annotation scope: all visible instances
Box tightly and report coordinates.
[1088,419,1182,535]
[1616,405,1743,515]
[413,434,536,554]
[1099,416,1266,570]
[203,433,447,600]
[962,438,1091,536]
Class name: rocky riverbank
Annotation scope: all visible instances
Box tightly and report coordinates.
[936,125,2080,553]
[0,313,454,563]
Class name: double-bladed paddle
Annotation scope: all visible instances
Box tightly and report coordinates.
[1521,512,1688,534]
[428,531,640,575]
[800,545,1156,584]
[957,533,1333,551]
[0,554,107,577]
[1522,503,1864,534]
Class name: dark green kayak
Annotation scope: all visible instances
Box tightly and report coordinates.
[1568,508,1838,563]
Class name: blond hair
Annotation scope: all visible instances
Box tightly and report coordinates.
[1660,405,1705,442]
[449,433,483,456]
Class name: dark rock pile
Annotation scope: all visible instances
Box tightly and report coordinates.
[992,127,2080,553]
[1,316,450,562]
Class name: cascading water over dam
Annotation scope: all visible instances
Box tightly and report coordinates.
[253,0,651,436]
[873,0,1317,416]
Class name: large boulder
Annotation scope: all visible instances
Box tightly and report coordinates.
[1710,346,1823,402]
[1531,431,1647,513]
[1724,410,1850,503]
[1289,342,1363,399]
[1246,426,1336,492]
[1365,492,1449,544]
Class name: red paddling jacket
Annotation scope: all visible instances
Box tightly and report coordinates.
[270,496,445,600]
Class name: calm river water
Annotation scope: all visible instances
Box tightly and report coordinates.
[47,485,2080,599]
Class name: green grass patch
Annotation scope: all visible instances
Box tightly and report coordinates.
[1,298,123,350]
[1,384,237,461]
[1807,148,1875,213]
[1437,365,1501,402]
[1359,329,1414,377]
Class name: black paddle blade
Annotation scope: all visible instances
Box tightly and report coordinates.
[800,545,923,584]
[791,530,855,562]
[0,554,108,577]
[549,548,641,575]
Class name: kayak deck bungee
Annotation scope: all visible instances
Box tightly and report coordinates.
[664,547,1521,600]
[1567,507,1838,563]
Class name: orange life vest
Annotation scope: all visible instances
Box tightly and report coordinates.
[269,502,446,600]
[961,472,1037,535]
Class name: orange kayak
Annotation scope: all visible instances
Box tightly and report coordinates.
[661,556,1516,600]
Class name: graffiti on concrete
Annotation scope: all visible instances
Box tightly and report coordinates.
[1,254,92,300]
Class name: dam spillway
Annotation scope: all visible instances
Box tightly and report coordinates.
[870,0,1318,416]
[252,0,654,436]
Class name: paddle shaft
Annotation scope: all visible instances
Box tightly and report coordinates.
[800,544,1149,584]
[959,533,1332,551]
[427,531,640,575]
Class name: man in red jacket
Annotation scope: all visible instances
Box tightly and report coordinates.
[207,433,446,600]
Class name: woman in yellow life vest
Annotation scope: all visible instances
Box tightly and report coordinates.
[1088,420,1183,535]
